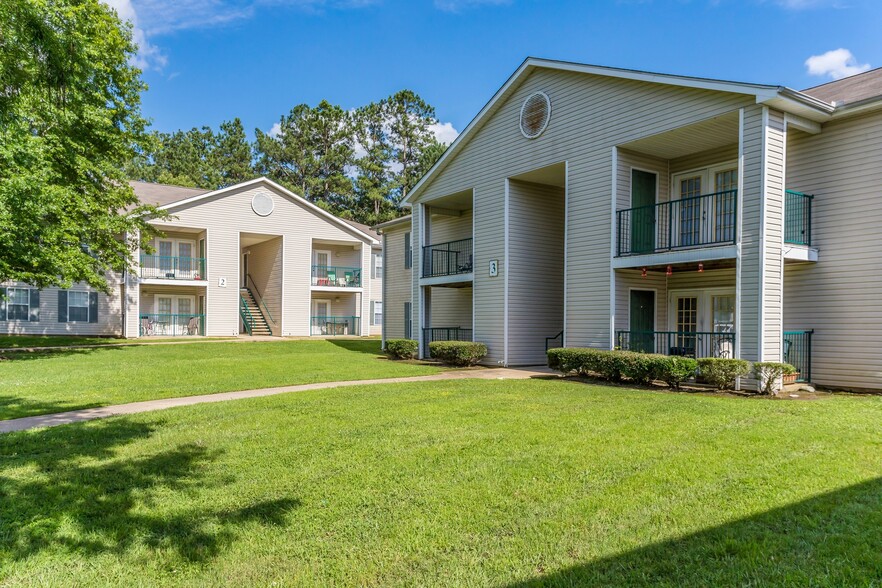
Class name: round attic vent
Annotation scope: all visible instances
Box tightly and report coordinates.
[519,91,551,139]
[251,191,274,216]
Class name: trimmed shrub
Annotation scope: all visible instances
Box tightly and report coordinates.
[619,352,666,385]
[385,339,418,360]
[655,356,698,390]
[753,361,797,395]
[429,341,488,366]
[697,358,751,390]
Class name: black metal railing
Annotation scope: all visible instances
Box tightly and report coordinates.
[785,190,813,246]
[616,190,738,256]
[784,330,813,383]
[421,238,473,278]
[615,330,736,358]
[545,330,563,352]
[422,327,473,356]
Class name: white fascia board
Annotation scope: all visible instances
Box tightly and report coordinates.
[405,57,834,204]
[157,177,379,246]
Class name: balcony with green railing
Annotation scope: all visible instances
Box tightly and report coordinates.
[785,190,813,246]
[140,254,206,281]
[311,266,362,288]
[310,316,360,336]
[139,313,204,336]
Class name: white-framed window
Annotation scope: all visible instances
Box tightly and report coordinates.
[6,287,31,321]
[372,300,383,326]
[67,291,90,322]
[373,253,383,279]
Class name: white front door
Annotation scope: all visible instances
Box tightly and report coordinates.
[312,299,331,335]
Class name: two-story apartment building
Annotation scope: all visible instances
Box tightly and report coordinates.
[1,178,384,339]
[380,58,882,391]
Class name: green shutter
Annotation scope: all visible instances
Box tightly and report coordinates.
[370,301,375,325]
[29,289,40,322]
[0,287,6,321]
[57,290,68,323]
[89,292,99,323]
[404,232,411,269]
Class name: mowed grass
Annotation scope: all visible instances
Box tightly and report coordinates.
[0,339,440,420]
[0,335,128,348]
[1,379,880,586]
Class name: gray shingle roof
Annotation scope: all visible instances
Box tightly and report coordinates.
[129,181,210,207]
[802,67,882,106]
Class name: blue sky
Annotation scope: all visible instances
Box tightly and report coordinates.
[105,0,881,141]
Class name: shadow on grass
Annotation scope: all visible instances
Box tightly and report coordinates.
[0,418,300,565]
[507,477,882,586]
[0,395,105,421]
[0,345,127,362]
[325,338,384,356]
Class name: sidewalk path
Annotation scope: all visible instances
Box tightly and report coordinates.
[0,367,557,434]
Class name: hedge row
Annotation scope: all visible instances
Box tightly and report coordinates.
[547,348,754,390]
[429,341,488,366]
[385,339,418,360]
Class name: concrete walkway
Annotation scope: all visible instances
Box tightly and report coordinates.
[0,367,557,434]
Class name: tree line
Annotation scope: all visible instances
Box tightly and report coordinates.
[126,91,449,225]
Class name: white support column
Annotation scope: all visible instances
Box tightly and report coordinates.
[737,105,787,389]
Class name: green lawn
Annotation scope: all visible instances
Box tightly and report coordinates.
[1,379,880,586]
[0,334,128,348]
[0,339,440,420]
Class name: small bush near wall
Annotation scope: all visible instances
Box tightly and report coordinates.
[548,348,701,390]
[386,339,418,360]
[697,358,751,390]
[656,356,699,390]
[429,341,488,367]
[753,362,797,395]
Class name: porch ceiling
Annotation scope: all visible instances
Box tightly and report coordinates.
[624,258,737,273]
[619,112,739,159]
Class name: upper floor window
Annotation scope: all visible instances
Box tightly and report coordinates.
[373,253,383,279]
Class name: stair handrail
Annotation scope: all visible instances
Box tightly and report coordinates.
[245,274,276,324]
[545,330,564,352]
[239,293,255,335]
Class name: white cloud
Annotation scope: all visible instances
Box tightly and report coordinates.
[429,121,459,145]
[102,0,377,70]
[434,0,510,13]
[805,48,871,80]
[102,0,167,70]
[267,122,283,138]
[775,0,839,8]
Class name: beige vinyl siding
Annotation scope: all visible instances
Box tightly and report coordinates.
[737,105,764,364]
[161,184,374,337]
[370,245,383,335]
[784,110,882,390]
[507,179,565,365]
[427,209,473,244]
[0,281,123,336]
[614,270,667,332]
[429,287,472,330]
[247,237,283,335]
[382,225,413,341]
[616,149,669,209]
[762,110,786,362]
[669,144,738,176]
[412,68,755,363]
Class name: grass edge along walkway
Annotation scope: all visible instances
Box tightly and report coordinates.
[0,367,556,433]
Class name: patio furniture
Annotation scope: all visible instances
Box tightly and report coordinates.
[140,317,154,336]
[344,271,354,286]
[186,316,199,335]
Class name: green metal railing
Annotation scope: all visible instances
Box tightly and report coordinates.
[240,294,255,335]
[310,315,360,336]
[139,313,204,336]
[784,330,813,383]
[245,274,275,324]
[616,190,737,256]
[311,266,362,287]
[140,254,206,280]
[785,190,813,246]
[615,330,735,358]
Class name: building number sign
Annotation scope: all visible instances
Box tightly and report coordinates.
[489,260,499,277]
